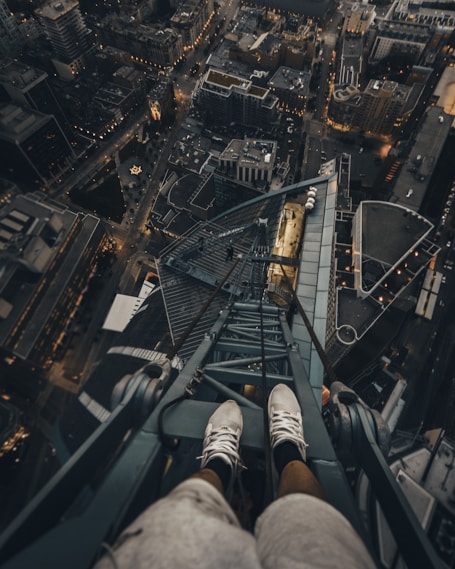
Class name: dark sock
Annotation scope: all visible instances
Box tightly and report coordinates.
[274,441,304,474]
[205,457,232,490]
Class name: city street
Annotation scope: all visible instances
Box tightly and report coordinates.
[2,0,454,516]
[44,1,240,392]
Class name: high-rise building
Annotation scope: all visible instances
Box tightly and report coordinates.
[330,79,422,136]
[98,20,184,69]
[342,3,375,35]
[0,192,106,371]
[35,0,93,80]
[194,69,279,128]
[0,0,22,57]
[368,21,431,65]
[218,139,277,187]
[354,79,420,136]
[146,74,175,123]
[0,59,75,145]
[0,102,75,188]
[338,36,363,87]
[268,67,311,114]
[246,0,330,18]
[170,0,214,49]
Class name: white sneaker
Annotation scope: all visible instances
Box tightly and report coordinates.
[268,384,308,462]
[200,400,243,472]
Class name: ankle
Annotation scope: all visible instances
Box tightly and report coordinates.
[204,457,232,491]
[274,441,305,474]
[191,468,225,495]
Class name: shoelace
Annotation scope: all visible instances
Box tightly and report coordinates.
[199,427,243,468]
[270,410,308,452]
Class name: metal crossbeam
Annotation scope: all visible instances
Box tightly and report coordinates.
[0,303,371,568]
[351,404,443,569]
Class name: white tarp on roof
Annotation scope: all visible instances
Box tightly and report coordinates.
[103,282,155,332]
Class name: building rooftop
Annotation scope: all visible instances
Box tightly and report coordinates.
[339,36,363,85]
[433,65,455,116]
[332,201,439,356]
[332,83,361,103]
[0,59,47,92]
[376,20,432,42]
[35,0,80,21]
[246,0,330,17]
[220,138,277,171]
[205,41,255,81]
[268,66,311,96]
[362,201,432,266]
[343,36,364,59]
[168,173,203,210]
[376,435,455,567]
[94,82,132,106]
[392,0,455,30]
[103,18,181,47]
[0,103,49,144]
[190,176,215,209]
[149,169,214,235]
[249,84,268,98]
[0,193,100,360]
[147,74,172,99]
[113,65,143,84]
[364,79,411,100]
[343,2,376,34]
[239,31,282,56]
[169,139,211,174]
[206,69,249,89]
[392,106,453,209]
[203,69,269,100]
[171,0,207,26]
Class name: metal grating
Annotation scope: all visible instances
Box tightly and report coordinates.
[157,191,289,362]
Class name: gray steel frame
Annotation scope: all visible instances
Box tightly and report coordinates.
[0,302,440,568]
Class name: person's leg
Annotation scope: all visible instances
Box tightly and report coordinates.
[277,459,325,500]
[95,400,261,569]
[267,383,322,495]
[191,465,225,495]
[273,438,325,499]
[255,494,376,569]
[254,384,375,569]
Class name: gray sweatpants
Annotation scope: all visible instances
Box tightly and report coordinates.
[95,478,376,568]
